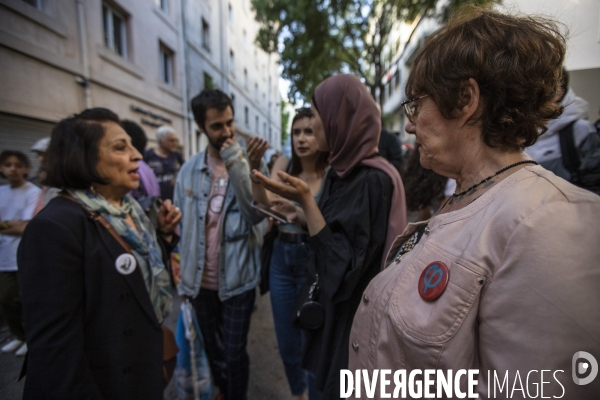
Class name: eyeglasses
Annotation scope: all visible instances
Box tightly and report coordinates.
[401,95,428,122]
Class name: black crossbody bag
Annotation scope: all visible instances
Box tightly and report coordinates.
[294,274,325,330]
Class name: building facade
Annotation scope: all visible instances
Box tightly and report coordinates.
[182,0,281,155]
[380,14,439,144]
[0,0,187,175]
[0,0,281,176]
[381,1,600,142]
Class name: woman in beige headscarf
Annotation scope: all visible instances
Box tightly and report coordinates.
[252,74,407,398]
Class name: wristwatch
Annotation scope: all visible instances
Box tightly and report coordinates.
[0,221,9,230]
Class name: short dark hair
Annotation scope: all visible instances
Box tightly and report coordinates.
[44,108,120,189]
[401,146,448,211]
[289,108,329,177]
[0,150,31,179]
[406,7,566,151]
[121,120,147,154]
[190,89,234,131]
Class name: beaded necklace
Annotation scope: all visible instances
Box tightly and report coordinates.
[393,160,539,263]
[449,160,538,204]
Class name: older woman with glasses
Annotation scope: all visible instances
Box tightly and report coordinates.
[349,7,600,398]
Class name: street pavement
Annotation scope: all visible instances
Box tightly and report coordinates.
[0,326,25,400]
[0,289,290,399]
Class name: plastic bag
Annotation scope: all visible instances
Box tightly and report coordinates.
[174,299,212,400]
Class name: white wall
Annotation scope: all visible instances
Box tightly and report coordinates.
[383,1,600,137]
[500,0,600,71]
[500,0,600,117]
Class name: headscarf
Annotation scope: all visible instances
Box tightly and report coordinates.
[313,74,407,268]
[67,189,172,323]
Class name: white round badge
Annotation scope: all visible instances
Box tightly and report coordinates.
[115,253,137,275]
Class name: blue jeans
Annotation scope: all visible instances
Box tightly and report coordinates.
[269,237,321,399]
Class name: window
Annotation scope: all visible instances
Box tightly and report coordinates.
[244,68,248,89]
[154,0,167,12]
[244,107,249,126]
[103,3,127,57]
[255,116,259,134]
[229,50,235,75]
[231,93,235,112]
[159,43,174,85]
[394,70,400,88]
[243,30,247,49]
[204,72,214,89]
[254,83,258,100]
[388,81,393,97]
[228,4,233,25]
[202,18,210,52]
[263,122,266,136]
[22,0,41,9]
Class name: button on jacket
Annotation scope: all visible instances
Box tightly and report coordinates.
[174,142,266,300]
[18,197,177,400]
[350,165,600,399]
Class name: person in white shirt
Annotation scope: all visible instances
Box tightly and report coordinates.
[0,150,41,357]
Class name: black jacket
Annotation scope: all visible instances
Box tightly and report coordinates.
[302,166,393,398]
[17,196,175,400]
[378,130,403,174]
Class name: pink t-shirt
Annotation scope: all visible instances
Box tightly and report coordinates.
[201,156,229,290]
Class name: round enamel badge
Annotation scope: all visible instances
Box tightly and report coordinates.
[115,253,137,275]
[418,261,449,301]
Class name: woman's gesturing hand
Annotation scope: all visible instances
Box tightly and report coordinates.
[157,199,182,234]
[247,137,269,171]
[251,170,312,206]
[270,197,309,226]
[270,198,299,224]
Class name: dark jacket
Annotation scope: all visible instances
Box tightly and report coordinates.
[378,130,403,174]
[17,196,175,400]
[302,166,393,398]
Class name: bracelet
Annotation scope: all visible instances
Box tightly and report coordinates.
[0,221,9,230]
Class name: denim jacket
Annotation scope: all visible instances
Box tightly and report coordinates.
[174,142,266,300]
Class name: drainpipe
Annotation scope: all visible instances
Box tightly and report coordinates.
[267,53,271,146]
[178,0,192,158]
[76,0,92,109]
[219,0,227,90]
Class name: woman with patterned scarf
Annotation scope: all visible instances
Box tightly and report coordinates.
[17,108,182,400]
